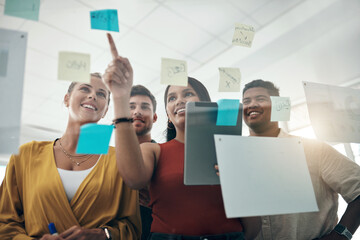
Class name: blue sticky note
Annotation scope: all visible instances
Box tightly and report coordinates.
[90,9,119,32]
[76,124,114,154]
[4,0,40,21]
[216,99,240,126]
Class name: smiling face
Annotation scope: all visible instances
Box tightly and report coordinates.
[64,76,109,125]
[129,95,157,136]
[165,84,200,130]
[242,87,278,133]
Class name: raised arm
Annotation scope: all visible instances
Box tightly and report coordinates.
[102,33,156,189]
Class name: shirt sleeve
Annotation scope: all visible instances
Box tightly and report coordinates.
[100,188,141,240]
[319,142,360,203]
[0,155,33,240]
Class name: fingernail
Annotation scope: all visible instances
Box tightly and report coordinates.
[125,72,130,78]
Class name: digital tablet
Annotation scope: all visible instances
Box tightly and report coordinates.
[184,101,242,185]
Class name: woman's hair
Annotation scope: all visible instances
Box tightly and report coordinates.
[67,73,111,105]
[164,77,211,142]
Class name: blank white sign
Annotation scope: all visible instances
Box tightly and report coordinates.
[0,28,27,154]
[214,135,318,218]
[303,81,360,143]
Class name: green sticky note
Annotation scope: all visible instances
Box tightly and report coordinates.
[216,99,240,126]
[4,0,40,21]
[76,124,114,154]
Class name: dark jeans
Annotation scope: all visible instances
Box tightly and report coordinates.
[149,232,245,240]
[140,205,153,240]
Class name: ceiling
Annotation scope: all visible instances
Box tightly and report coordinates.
[0,0,360,162]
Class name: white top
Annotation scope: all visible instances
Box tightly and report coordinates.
[57,157,100,202]
[255,129,360,240]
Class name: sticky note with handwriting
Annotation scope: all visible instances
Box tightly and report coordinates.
[216,99,240,126]
[4,0,40,21]
[161,58,188,86]
[232,23,255,48]
[90,9,119,32]
[76,124,114,154]
[270,96,291,122]
[218,67,241,92]
[58,51,91,83]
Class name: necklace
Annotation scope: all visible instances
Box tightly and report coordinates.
[58,138,93,166]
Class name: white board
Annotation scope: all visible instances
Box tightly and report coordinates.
[0,28,27,154]
[214,135,318,218]
[303,81,360,143]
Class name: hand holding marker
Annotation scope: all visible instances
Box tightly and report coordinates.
[48,223,58,235]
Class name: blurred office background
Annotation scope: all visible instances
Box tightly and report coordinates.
[0,1,359,237]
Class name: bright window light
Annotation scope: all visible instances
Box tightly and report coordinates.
[291,126,360,240]
[290,125,316,139]
[0,165,6,185]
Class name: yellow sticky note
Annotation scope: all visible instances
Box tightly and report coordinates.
[58,51,91,83]
[161,58,188,86]
[232,23,255,48]
[270,96,291,122]
[218,67,241,92]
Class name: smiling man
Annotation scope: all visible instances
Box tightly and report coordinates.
[242,79,360,240]
[129,85,157,240]
[130,85,157,144]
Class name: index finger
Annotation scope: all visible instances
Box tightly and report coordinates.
[107,33,119,60]
[59,225,78,238]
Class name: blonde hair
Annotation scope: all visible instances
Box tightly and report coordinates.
[66,73,110,104]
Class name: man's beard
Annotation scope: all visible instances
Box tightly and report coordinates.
[246,120,263,131]
[135,125,151,137]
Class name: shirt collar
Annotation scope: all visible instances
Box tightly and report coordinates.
[277,128,290,138]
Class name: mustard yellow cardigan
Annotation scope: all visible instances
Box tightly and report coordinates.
[0,141,141,240]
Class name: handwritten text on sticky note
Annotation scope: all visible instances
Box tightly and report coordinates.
[161,58,188,86]
[232,23,255,48]
[270,96,291,122]
[90,9,119,32]
[58,51,90,83]
[4,0,40,21]
[76,124,114,154]
[216,99,240,126]
[218,67,241,92]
